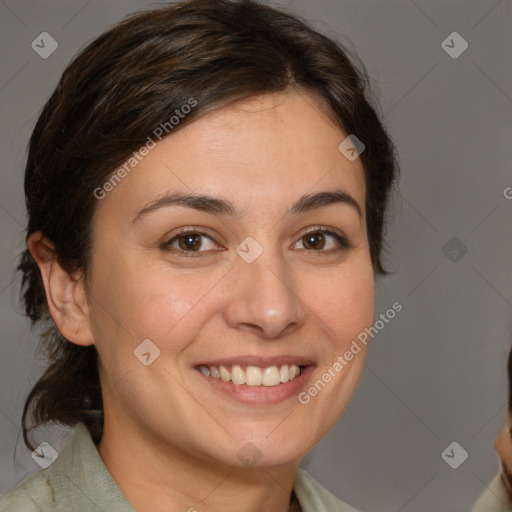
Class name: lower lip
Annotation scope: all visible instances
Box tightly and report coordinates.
[195,365,316,405]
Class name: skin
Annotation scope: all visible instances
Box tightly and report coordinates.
[29,89,375,512]
[495,415,512,497]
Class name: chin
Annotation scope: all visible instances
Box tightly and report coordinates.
[219,431,315,470]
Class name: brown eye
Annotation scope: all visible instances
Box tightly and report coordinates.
[303,232,326,250]
[161,230,218,254]
[293,229,350,252]
[177,233,202,251]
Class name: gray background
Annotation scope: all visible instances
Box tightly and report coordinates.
[1,1,511,511]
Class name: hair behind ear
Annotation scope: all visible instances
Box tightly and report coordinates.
[21,338,103,451]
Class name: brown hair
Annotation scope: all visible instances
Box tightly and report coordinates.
[18,0,399,450]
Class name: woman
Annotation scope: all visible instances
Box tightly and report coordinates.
[0,0,398,510]
[473,345,512,511]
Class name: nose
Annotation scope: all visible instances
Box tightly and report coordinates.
[223,243,307,339]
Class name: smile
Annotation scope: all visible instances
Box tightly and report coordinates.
[198,364,304,387]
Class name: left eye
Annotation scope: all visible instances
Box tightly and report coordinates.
[293,230,349,251]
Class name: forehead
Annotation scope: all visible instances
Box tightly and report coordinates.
[94,90,366,220]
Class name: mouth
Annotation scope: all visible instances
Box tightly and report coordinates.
[193,358,316,405]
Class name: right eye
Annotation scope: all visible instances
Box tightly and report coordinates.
[161,228,221,256]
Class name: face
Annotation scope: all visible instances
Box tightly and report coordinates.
[86,89,375,469]
[495,414,512,495]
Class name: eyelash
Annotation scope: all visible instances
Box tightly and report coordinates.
[160,226,352,256]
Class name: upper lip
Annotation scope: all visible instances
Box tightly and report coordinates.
[194,355,316,367]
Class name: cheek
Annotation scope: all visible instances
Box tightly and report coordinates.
[304,263,375,348]
[495,428,512,457]
[91,255,227,347]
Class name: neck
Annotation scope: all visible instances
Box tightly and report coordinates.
[97,418,300,512]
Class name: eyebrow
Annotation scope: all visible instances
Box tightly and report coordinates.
[133,188,363,223]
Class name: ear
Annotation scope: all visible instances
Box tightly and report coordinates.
[27,232,94,347]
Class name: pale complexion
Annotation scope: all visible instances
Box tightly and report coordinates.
[29,89,375,512]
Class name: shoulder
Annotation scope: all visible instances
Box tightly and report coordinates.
[0,423,135,512]
[0,469,67,512]
[472,473,512,512]
[293,467,362,512]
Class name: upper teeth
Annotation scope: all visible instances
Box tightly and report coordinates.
[199,364,302,387]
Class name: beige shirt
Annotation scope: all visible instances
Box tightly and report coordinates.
[473,473,512,512]
[0,423,360,511]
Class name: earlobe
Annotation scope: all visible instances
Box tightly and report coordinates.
[27,232,94,347]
